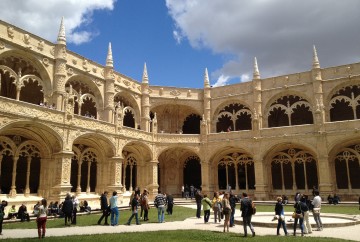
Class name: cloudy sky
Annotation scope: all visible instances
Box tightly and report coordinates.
[1,0,359,88]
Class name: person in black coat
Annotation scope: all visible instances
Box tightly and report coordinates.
[17,204,30,222]
[166,193,174,215]
[97,191,109,225]
[195,191,202,218]
[61,194,73,226]
[0,200,8,235]
[229,192,238,227]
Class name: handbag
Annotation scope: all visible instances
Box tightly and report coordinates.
[313,207,320,214]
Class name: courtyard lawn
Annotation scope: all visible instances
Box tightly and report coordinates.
[3,204,359,230]
[3,230,351,242]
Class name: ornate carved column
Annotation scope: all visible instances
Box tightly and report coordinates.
[107,157,123,193]
[76,160,82,193]
[122,161,127,192]
[235,163,239,191]
[200,159,210,195]
[129,164,133,191]
[104,43,115,123]
[317,155,333,195]
[0,155,2,191]
[9,156,18,197]
[24,156,31,196]
[51,151,73,200]
[148,160,159,197]
[303,162,308,193]
[86,161,91,194]
[291,162,297,191]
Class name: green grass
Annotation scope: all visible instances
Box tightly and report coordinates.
[3,205,196,230]
[4,230,352,242]
[4,204,359,230]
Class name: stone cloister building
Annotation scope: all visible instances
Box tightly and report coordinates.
[0,19,359,207]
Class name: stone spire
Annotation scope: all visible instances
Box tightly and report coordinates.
[253,57,260,79]
[57,17,66,44]
[142,62,148,83]
[204,68,210,88]
[106,42,113,67]
[312,45,320,69]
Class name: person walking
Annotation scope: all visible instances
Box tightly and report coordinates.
[201,194,212,223]
[126,193,141,225]
[142,190,150,221]
[154,190,166,223]
[240,192,255,237]
[302,195,312,234]
[312,190,323,231]
[36,198,47,239]
[97,191,109,225]
[195,191,202,218]
[0,200,8,235]
[275,197,288,236]
[212,192,222,223]
[222,192,231,232]
[166,193,174,215]
[61,194,73,226]
[229,192,238,227]
[293,197,307,236]
[110,191,119,226]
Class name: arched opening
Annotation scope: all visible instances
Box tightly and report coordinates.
[183,157,201,189]
[0,155,13,194]
[216,103,252,132]
[330,85,360,121]
[182,114,201,134]
[20,78,43,105]
[124,109,135,128]
[334,144,360,189]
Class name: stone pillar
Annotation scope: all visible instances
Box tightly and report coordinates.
[317,155,333,195]
[86,161,91,194]
[107,157,123,193]
[148,160,159,197]
[200,159,210,195]
[253,156,267,200]
[24,156,31,196]
[9,156,18,197]
[51,151,73,200]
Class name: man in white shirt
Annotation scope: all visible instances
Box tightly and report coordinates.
[311,191,323,231]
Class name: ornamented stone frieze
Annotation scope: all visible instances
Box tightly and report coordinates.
[7,26,14,38]
[170,89,181,96]
[0,41,5,49]
[37,40,44,51]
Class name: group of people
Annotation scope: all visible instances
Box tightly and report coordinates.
[197,190,256,237]
[181,184,198,200]
[274,190,323,237]
[327,194,341,205]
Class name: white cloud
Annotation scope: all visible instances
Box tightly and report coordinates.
[173,30,183,44]
[0,0,115,44]
[166,0,360,85]
[213,75,229,87]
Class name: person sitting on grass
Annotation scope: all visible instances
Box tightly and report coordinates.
[8,205,17,219]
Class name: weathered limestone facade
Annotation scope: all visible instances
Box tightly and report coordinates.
[0,20,359,208]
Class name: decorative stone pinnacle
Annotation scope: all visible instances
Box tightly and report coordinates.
[253,57,260,79]
[57,17,66,44]
[142,62,148,83]
[204,68,210,87]
[106,42,113,67]
[313,45,320,69]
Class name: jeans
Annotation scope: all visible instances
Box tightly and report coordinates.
[127,211,139,225]
[110,207,119,225]
[242,215,254,236]
[230,207,235,226]
[204,210,210,223]
[277,219,288,235]
[313,212,323,229]
[196,202,202,218]
[293,217,304,235]
[157,206,165,223]
[214,207,221,223]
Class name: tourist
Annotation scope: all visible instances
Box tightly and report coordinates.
[201,194,211,223]
[333,194,340,205]
[154,190,166,223]
[181,185,185,198]
[240,192,255,237]
[166,193,174,215]
[302,195,312,234]
[8,205,17,219]
[17,204,30,222]
[282,195,288,205]
[62,194,73,226]
[195,190,202,218]
[33,201,40,216]
[142,189,150,221]
[36,198,47,239]
[71,195,79,224]
[327,194,333,204]
[293,196,307,236]
[229,192,238,227]
[275,196,288,236]
[50,201,59,216]
[190,185,195,199]
[212,192,222,223]
[221,192,231,232]
[110,191,119,226]
[0,200,8,235]
[98,191,109,225]
[126,193,140,225]
[312,190,323,231]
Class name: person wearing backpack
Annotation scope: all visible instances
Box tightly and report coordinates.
[240,192,255,237]
[0,200,8,235]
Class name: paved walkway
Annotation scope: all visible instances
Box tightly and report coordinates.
[1,205,359,241]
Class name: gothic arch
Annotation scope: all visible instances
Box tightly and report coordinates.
[65,75,104,118]
[212,101,253,133]
[327,81,360,122]
[265,93,314,127]
[114,91,140,128]
[265,144,318,193]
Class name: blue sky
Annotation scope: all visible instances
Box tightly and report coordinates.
[1,0,360,88]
